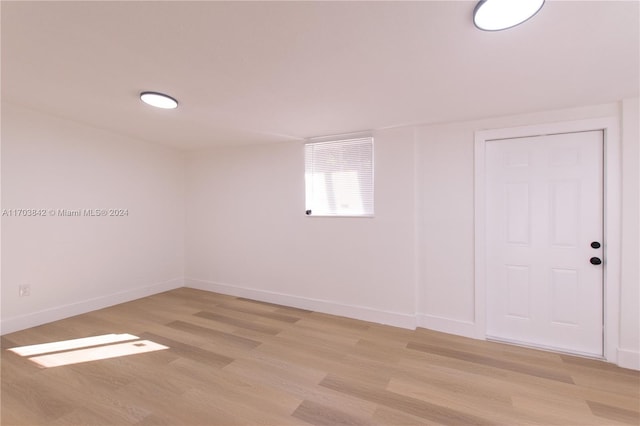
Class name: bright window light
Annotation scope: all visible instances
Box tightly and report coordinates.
[473,0,545,31]
[140,91,178,109]
[304,136,374,217]
[332,171,364,214]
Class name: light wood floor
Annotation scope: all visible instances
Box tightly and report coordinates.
[2,288,638,425]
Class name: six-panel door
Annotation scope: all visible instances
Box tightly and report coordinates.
[485,131,604,356]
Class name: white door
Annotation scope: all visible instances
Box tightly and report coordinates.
[485,130,604,357]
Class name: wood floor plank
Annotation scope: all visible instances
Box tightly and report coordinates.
[194,310,283,335]
[1,347,44,384]
[47,407,123,426]
[1,390,55,426]
[278,322,362,348]
[164,319,261,349]
[568,364,640,397]
[587,400,640,425]
[292,399,372,426]
[348,339,405,363]
[255,340,349,374]
[307,312,371,331]
[510,394,614,426]
[217,301,303,323]
[1,378,77,422]
[561,354,640,376]
[138,332,233,367]
[407,341,575,384]
[388,369,512,408]
[400,345,640,416]
[386,377,541,426]
[2,288,638,425]
[223,353,383,421]
[320,374,494,425]
[236,297,312,314]
[372,406,443,426]
[139,356,305,424]
[274,305,314,315]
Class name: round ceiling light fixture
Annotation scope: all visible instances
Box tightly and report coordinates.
[473,0,545,31]
[140,91,178,109]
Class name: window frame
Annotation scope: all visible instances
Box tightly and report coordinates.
[304,134,375,218]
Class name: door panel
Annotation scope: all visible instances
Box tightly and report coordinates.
[485,131,603,356]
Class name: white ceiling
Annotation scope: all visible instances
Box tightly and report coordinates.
[2,1,638,150]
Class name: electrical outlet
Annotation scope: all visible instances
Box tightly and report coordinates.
[19,285,30,297]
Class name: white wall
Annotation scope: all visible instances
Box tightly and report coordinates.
[416,101,639,368]
[185,127,417,328]
[416,103,619,330]
[620,97,640,369]
[1,103,185,333]
[184,101,638,368]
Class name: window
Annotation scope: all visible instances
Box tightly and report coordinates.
[304,136,374,217]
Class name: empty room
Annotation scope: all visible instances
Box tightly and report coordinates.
[1,1,639,425]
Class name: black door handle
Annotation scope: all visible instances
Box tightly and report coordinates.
[591,241,601,249]
[590,257,602,265]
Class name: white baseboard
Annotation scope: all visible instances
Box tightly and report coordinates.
[416,313,481,339]
[185,278,417,330]
[617,348,640,370]
[0,278,183,335]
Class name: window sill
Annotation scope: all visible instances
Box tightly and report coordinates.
[304,214,375,218]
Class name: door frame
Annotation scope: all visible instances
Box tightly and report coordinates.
[474,117,620,363]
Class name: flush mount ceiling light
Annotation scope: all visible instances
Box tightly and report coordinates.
[139,91,178,109]
[473,0,545,31]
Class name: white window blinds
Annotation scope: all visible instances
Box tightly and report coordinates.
[304,137,374,217]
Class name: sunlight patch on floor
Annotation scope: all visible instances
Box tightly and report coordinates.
[7,333,168,368]
[8,333,139,356]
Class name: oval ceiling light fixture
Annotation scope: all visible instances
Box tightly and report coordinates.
[140,91,178,109]
[473,0,545,31]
